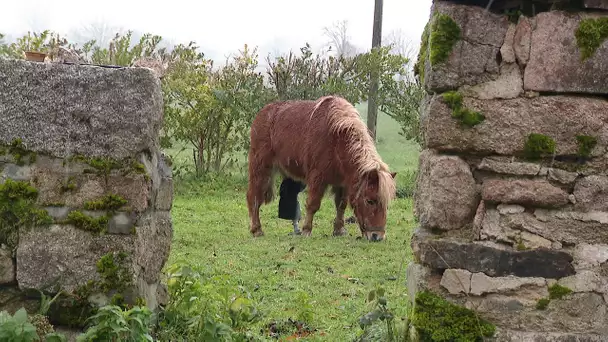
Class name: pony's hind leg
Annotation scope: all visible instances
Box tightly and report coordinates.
[332,186,348,236]
[247,151,275,237]
[300,177,327,237]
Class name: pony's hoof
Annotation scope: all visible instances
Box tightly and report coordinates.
[251,229,265,237]
[301,229,312,237]
[332,229,348,237]
[288,231,302,236]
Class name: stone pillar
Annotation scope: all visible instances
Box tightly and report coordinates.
[409,1,608,341]
[0,59,173,327]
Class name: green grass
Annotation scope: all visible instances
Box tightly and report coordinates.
[165,103,420,340]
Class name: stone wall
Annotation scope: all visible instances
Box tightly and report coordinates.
[0,59,173,327]
[409,1,608,341]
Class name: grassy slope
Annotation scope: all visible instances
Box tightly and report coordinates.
[165,103,421,341]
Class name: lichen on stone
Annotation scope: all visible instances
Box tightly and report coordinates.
[576,135,598,158]
[0,179,53,250]
[575,17,608,61]
[412,290,496,341]
[441,91,485,127]
[60,176,77,193]
[83,193,128,212]
[415,21,431,84]
[65,211,108,234]
[523,133,556,160]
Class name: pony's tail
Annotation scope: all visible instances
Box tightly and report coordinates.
[263,170,276,204]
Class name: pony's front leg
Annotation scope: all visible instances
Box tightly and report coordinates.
[332,186,348,236]
[301,182,326,237]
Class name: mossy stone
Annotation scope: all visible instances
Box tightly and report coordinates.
[536,298,550,310]
[412,290,496,341]
[415,21,431,84]
[0,139,37,166]
[65,211,108,234]
[548,283,572,300]
[575,18,608,61]
[83,193,128,212]
[441,91,485,128]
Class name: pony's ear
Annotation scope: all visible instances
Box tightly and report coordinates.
[364,169,380,186]
[390,172,397,179]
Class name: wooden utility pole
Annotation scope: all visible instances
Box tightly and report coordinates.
[367,0,383,142]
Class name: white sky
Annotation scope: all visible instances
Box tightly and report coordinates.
[0,0,432,62]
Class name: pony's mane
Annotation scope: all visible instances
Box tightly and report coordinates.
[311,96,396,207]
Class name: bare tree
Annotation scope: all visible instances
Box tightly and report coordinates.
[69,20,125,47]
[322,20,360,58]
[383,29,416,59]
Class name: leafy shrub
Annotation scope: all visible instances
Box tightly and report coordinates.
[76,305,153,342]
[0,308,41,342]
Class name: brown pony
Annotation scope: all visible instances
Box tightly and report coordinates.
[246,95,397,241]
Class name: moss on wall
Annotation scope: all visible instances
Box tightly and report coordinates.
[523,133,556,160]
[576,135,598,158]
[83,194,128,212]
[441,91,485,127]
[575,17,608,61]
[412,290,496,341]
[414,12,461,85]
[0,179,53,250]
[65,211,108,234]
[0,139,37,166]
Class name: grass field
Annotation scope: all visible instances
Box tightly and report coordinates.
[164,103,421,341]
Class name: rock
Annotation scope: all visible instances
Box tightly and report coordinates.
[492,329,606,342]
[423,2,510,92]
[422,95,608,157]
[584,0,608,9]
[106,174,151,213]
[412,229,575,278]
[540,168,579,185]
[500,24,517,63]
[558,270,603,293]
[459,62,523,100]
[477,157,541,176]
[572,244,608,270]
[524,11,608,95]
[131,57,166,78]
[0,59,163,159]
[513,16,532,66]
[414,150,479,231]
[0,248,15,284]
[502,210,608,246]
[16,224,135,293]
[44,206,71,221]
[482,179,569,208]
[1,164,32,181]
[155,154,173,211]
[497,204,525,215]
[520,231,553,250]
[108,212,135,235]
[440,269,471,294]
[472,201,485,239]
[480,208,515,244]
[406,262,434,302]
[135,211,173,283]
[464,292,607,334]
[469,272,546,296]
[574,176,608,212]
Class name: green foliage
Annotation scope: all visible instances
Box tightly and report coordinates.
[83,194,127,211]
[88,31,166,67]
[65,211,108,234]
[295,291,314,324]
[76,305,153,342]
[575,18,608,61]
[0,308,40,342]
[155,263,263,341]
[548,284,572,300]
[523,133,556,159]
[0,179,53,250]
[96,252,132,293]
[536,298,550,310]
[430,14,461,66]
[576,135,598,158]
[441,91,485,127]
[395,170,417,199]
[412,291,495,341]
[60,176,77,193]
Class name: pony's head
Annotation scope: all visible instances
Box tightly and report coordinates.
[349,169,397,241]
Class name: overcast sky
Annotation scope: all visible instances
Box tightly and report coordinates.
[1,0,432,62]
